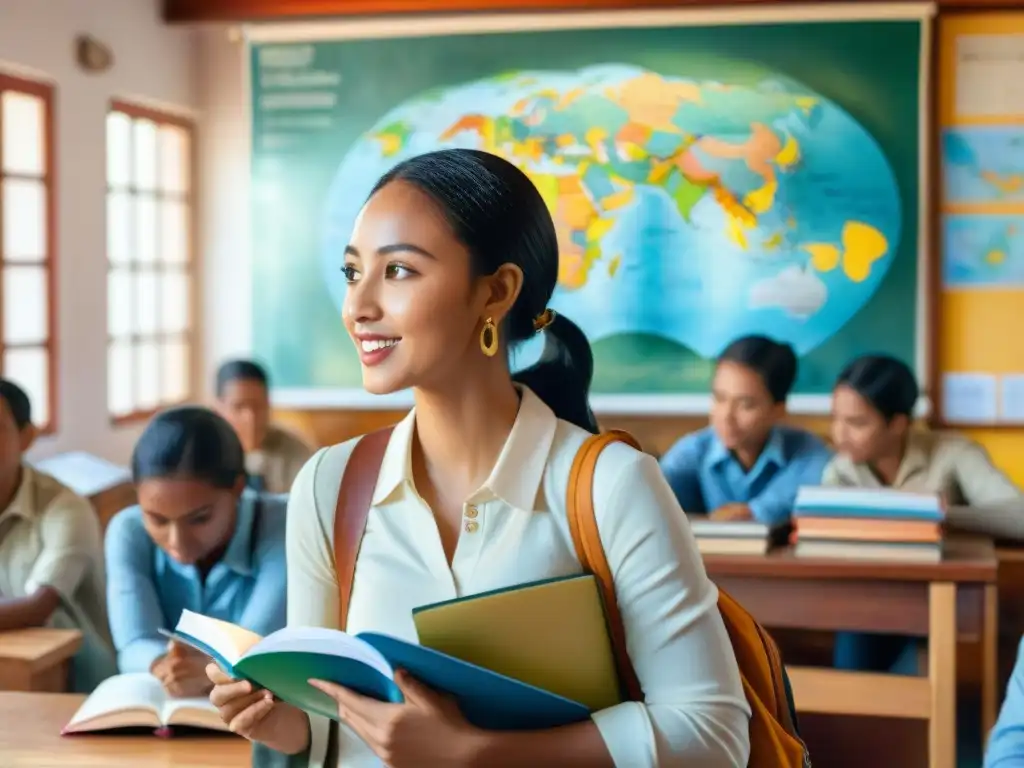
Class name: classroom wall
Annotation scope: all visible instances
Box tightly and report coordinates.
[196,27,251,384]
[0,0,199,464]
[936,13,1024,489]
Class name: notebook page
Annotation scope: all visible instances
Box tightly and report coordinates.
[161,695,226,730]
[66,673,165,727]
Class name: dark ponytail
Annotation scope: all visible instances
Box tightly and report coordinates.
[370,149,597,433]
[513,313,597,433]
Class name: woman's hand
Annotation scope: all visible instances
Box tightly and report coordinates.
[309,670,484,768]
[151,642,212,698]
[207,664,311,755]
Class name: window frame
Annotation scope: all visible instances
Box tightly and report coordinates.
[106,99,196,426]
[0,72,58,435]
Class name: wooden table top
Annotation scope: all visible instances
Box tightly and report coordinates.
[0,693,250,767]
[705,534,998,583]
[0,629,82,670]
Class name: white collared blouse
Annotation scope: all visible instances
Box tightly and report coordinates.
[286,387,750,767]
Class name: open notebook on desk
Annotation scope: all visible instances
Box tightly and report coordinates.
[63,673,227,736]
[167,608,591,731]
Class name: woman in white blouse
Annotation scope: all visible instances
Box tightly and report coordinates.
[206,149,750,767]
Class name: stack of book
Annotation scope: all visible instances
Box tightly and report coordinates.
[792,487,944,562]
[688,517,789,556]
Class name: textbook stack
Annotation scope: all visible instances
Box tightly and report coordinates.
[688,517,789,556]
[792,486,944,563]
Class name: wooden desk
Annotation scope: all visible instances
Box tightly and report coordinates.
[0,629,81,692]
[705,535,999,768]
[0,693,249,766]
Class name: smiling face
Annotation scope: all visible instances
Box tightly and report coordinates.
[137,477,241,566]
[342,181,505,394]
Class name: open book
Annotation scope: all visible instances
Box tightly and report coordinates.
[63,673,227,736]
[170,610,590,731]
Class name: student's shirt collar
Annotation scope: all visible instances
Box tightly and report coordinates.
[845,430,931,488]
[894,432,930,485]
[706,427,786,473]
[371,386,558,512]
[0,465,38,523]
[218,491,259,576]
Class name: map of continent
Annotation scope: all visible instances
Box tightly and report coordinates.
[321,64,903,363]
[944,214,1024,288]
[944,127,1024,204]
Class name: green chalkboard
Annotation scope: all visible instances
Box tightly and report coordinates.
[249,17,922,406]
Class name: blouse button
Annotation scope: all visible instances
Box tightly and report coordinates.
[465,520,480,533]
[465,506,479,519]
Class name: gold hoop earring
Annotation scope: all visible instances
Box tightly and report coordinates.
[480,317,499,357]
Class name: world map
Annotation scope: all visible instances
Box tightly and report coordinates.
[320,64,903,363]
[944,127,1024,204]
[944,214,1024,288]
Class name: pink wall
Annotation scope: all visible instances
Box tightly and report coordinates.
[0,0,198,463]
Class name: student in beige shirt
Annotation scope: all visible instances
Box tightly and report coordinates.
[215,359,313,493]
[826,354,1022,673]
[0,379,115,692]
[205,149,750,767]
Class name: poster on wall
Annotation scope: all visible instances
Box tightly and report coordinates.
[247,5,930,413]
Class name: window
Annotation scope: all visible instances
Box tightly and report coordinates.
[0,74,56,433]
[106,101,193,423]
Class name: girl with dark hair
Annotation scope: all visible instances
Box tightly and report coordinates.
[659,334,831,524]
[207,149,750,767]
[105,406,287,698]
[827,354,1022,672]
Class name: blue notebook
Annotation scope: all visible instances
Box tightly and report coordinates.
[170,610,590,730]
[794,486,944,521]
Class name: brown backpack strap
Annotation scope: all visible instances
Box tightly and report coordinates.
[567,430,644,701]
[333,427,394,630]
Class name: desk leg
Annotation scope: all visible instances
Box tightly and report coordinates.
[982,582,999,738]
[929,582,957,768]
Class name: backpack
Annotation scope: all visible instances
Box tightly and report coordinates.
[571,431,809,768]
[257,427,810,768]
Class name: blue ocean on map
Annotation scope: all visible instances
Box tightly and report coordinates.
[944,214,1024,288]
[944,127,1024,204]
[321,64,903,358]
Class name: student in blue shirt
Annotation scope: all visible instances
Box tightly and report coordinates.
[105,406,287,698]
[986,636,1024,767]
[659,335,832,525]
